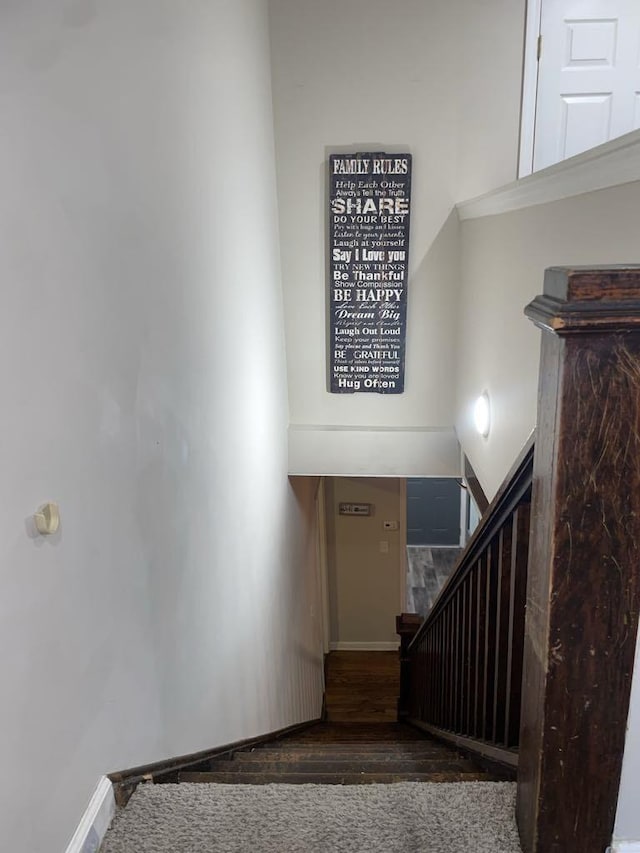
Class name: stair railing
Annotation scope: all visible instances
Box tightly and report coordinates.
[402,268,640,852]
[401,436,534,769]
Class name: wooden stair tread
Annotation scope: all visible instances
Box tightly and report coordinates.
[258,741,448,749]
[207,759,479,773]
[276,733,431,740]
[238,748,460,759]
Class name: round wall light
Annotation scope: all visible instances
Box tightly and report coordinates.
[473,391,491,438]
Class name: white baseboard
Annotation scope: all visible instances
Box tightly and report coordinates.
[329,641,399,651]
[65,776,116,853]
[609,842,640,853]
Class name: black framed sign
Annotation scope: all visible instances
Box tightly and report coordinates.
[328,152,412,394]
[338,502,373,516]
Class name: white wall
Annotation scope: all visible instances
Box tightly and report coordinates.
[456,179,640,499]
[0,3,323,851]
[289,426,460,477]
[326,478,403,648]
[454,0,525,201]
[269,0,525,476]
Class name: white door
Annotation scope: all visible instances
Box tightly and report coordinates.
[530,0,640,172]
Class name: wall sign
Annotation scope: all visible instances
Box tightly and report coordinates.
[339,503,373,516]
[329,152,412,394]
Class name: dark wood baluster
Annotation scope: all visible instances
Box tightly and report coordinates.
[461,578,469,733]
[420,630,426,721]
[442,603,451,729]
[414,637,421,720]
[416,640,424,719]
[435,614,443,726]
[419,639,425,720]
[420,648,424,721]
[418,637,425,720]
[468,565,479,736]
[506,503,529,747]
[429,622,438,723]
[474,555,487,739]
[437,611,444,728]
[434,616,441,727]
[467,571,475,737]
[442,613,448,727]
[452,590,461,732]
[443,608,450,728]
[462,574,470,735]
[460,587,467,734]
[441,607,447,729]
[493,517,514,744]
[425,629,432,722]
[430,626,436,723]
[414,642,419,719]
[483,538,499,741]
[447,602,455,730]
[423,636,429,721]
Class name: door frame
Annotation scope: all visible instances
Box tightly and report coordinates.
[519,0,543,177]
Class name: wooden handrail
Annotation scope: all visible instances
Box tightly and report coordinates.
[401,433,534,767]
[518,266,640,853]
[401,267,640,852]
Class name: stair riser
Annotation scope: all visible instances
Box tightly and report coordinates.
[256,745,453,754]
[263,733,442,739]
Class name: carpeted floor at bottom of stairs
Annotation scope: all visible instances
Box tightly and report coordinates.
[100,781,523,852]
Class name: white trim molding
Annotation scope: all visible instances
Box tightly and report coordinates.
[609,843,640,853]
[518,0,542,178]
[458,129,640,220]
[329,641,399,652]
[65,776,115,853]
[288,425,460,478]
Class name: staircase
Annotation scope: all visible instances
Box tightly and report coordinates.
[175,720,499,785]
[102,651,518,851]
[160,651,502,787]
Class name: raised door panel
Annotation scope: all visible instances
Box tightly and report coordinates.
[534,0,640,171]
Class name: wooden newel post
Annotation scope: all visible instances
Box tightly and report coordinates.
[518,267,640,853]
[396,613,422,721]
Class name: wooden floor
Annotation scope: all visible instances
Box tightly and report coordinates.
[324,651,400,723]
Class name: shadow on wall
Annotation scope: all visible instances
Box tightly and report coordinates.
[403,206,461,429]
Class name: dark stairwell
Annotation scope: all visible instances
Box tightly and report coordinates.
[172,651,502,786]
